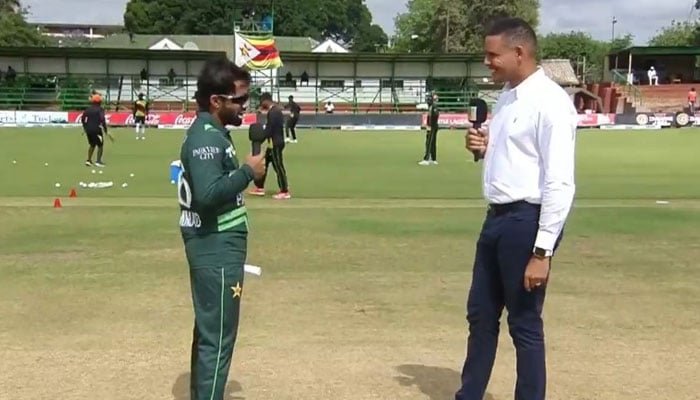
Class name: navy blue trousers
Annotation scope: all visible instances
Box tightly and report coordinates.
[455,201,561,400]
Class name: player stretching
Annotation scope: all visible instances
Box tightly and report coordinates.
[82,94,109,167]
[133,93,148,139]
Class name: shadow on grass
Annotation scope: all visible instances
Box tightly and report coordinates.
[395,364,497,400]
[172,372,243,400]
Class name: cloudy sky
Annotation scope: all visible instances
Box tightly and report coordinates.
[23,0,697,44]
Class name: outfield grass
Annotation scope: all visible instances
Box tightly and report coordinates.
[0,127,699,400]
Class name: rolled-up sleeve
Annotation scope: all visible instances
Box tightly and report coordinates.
[534,101,577,252]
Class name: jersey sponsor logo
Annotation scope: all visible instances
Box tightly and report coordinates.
[192,146,220,160]
[179,210,202,228]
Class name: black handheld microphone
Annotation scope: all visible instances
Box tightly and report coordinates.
[468,98,488,162]
[248,122,266,156]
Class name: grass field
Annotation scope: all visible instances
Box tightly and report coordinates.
[0,126,699,400]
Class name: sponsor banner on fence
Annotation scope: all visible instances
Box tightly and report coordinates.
[629,112,698,128]
[340,125,422,131]
[65,111,258,129]
[0,110,622,129]
[0,110,69,126]
[421,112,617,128]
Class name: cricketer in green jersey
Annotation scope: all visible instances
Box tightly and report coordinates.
[177,57,266,400]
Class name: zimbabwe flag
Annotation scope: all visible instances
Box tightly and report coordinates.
[234,32,283,71]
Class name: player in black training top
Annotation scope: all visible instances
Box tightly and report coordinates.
[249,92,291,199]
[284,95,301,143]
[81,94,111,167]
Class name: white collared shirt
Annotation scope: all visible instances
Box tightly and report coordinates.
[482,67,577,252]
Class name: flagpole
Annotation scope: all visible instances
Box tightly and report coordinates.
[269,0,275,99]
[232,4,236,65]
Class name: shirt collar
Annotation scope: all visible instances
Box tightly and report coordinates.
[504,67,545,99]
[196,111,227,133]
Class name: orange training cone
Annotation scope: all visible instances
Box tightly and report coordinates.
[69,188,77,198]
[53,198,62,208]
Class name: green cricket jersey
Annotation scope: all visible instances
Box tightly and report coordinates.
[178,112,254,267]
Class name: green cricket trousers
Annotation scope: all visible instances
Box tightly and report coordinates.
[185,234,247,400]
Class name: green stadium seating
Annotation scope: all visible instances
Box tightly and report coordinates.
[0,78,29,109]
[58,77,92,111]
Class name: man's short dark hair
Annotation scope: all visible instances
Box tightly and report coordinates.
[260,92,273,102]
[485,17,537,49]
[195,56,251,109]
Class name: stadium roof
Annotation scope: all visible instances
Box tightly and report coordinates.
[278,51,484,63]
[0,46,225,60]
[608,46,700,57]
[55,34,320,56]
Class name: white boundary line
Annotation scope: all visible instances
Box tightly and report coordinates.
[1,197,698,209]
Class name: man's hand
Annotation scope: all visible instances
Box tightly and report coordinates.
[244,152,266,179]
[524,256,550,292]
[466,127,488,158]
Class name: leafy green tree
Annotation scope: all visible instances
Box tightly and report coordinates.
[124,0,387,51]
[0,0,21,13]
[0,1,48,47]
[393,0,539,53]
[538,31,632,82]
[648,20,698,46]
[538,31,607,82]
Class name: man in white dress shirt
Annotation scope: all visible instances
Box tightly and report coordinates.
[455,17,577,400]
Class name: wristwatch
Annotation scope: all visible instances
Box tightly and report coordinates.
[533,247,552,259]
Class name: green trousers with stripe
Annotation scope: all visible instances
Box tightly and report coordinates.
[186,233,247,400]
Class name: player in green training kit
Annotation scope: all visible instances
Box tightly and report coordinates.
[177,57,265,400]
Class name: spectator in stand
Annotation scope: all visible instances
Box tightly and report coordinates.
[647,67,658,85]
[688,88,696,114]
[5,66,16,83]
[324,101,335,114]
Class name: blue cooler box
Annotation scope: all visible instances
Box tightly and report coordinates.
[170,160,182,184]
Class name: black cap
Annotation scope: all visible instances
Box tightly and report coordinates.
[260,92,273,102]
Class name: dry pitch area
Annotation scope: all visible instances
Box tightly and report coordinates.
[0,128,699,400]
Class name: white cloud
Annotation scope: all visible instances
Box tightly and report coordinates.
[22,0,697,45]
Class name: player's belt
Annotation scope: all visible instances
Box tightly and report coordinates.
[217,206,248,231]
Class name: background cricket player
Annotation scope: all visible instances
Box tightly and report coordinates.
[81,94,110,167]
[249,91,291,199]
[132,93,148,140]
[419,93,440,165]
[284,94,300,143]
[177,57,265,400]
